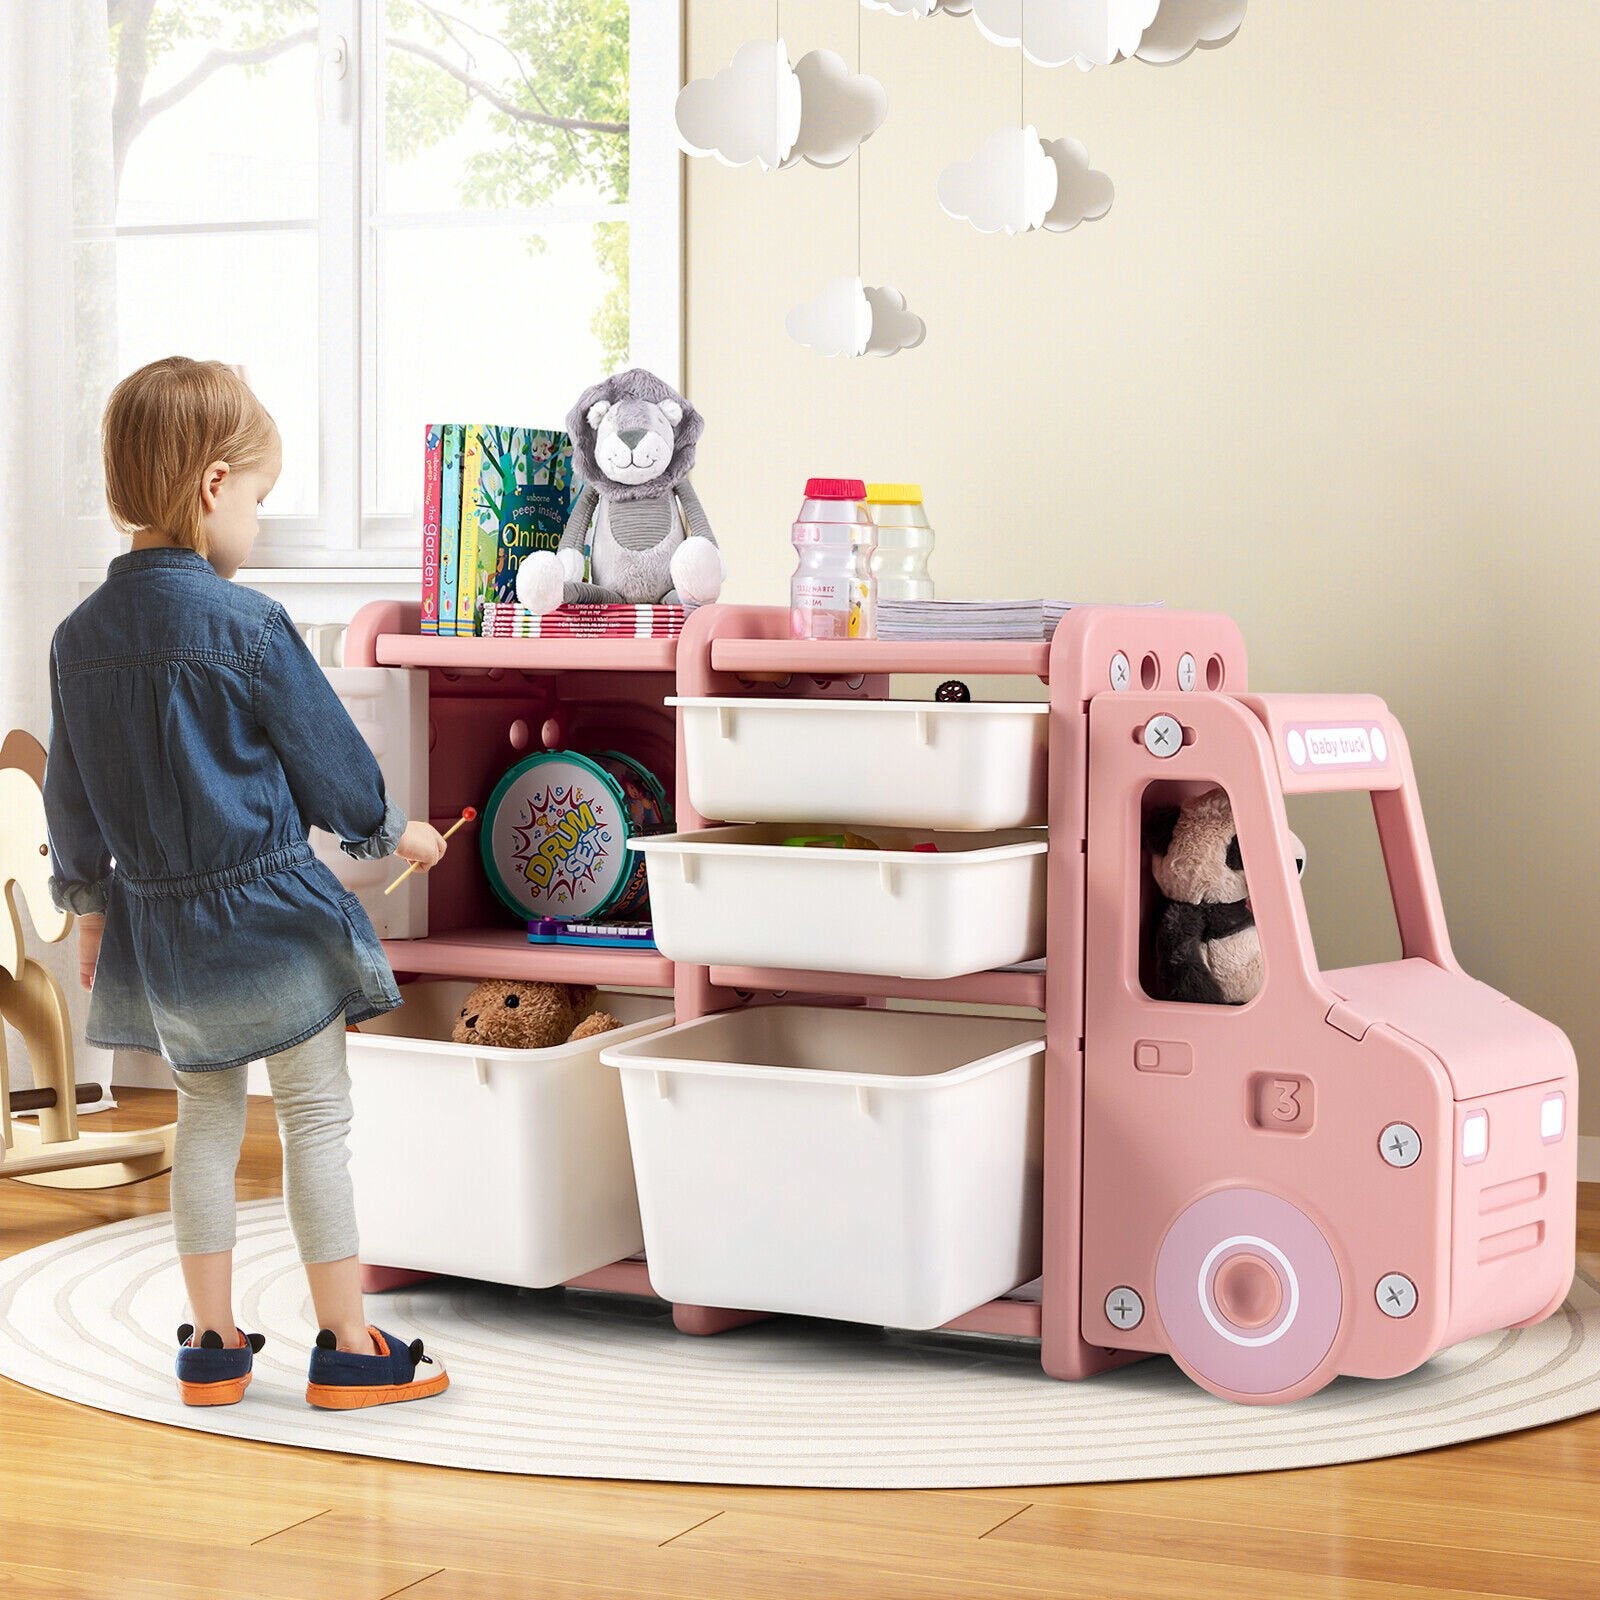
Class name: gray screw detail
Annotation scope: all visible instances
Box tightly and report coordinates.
[1105,1287,1144,1330]
[1177,653,1197,692]
[1110,652,1131,691]
[1143,715,1184,758]
[1379,1123,1422,1169]
[1376,1274,1418,1318]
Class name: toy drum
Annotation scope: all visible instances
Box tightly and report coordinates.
[481,750,670,921]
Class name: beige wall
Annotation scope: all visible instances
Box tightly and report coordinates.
[682,2,1600,1138]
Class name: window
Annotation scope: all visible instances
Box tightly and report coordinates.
[76,0,679,567]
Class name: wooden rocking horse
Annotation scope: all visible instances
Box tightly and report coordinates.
[0,728,174,1188]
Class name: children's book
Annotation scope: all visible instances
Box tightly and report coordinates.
[420,423,442,635]
[465,426,578,626]
[482,603,686,639]
[438,424,463,639]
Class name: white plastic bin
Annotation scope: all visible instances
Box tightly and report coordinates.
[631,824,1047,979]
[346,983,672,1288]
[600,1006,1045,1328]
[669,696,1048,829]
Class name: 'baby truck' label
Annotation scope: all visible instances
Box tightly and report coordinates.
[1284,723,1390,771]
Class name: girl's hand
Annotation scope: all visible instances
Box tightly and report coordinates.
[76,912,106,991]
[396,820,448,872]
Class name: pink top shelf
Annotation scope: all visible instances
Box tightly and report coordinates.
[374,633,678,673]
[708,965,1045,1011]
[708,637,1051,678]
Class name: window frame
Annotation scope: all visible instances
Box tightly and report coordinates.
[75,0,680,578]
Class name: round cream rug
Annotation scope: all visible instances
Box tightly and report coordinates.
[0,1201,1595,1488]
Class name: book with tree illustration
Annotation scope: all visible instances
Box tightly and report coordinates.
[465,425,578,627]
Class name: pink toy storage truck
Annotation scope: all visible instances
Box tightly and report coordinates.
[339,599,1579,1407]
[1075,673,1579,1403]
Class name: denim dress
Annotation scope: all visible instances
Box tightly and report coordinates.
[41,545,408,1071]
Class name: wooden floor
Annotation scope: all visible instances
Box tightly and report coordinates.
[0,1091,1595,1600]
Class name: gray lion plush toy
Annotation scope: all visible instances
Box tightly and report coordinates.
[515,367,725,613]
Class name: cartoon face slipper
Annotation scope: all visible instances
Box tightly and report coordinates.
[175,1324,265,1406]
[304,1325,449,1410]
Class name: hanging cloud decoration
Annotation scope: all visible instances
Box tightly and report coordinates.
[1040,137,1114,231]
[788,276,925,358]
[675,38,803,170]
[969,0,1160,68]
[863,285,927,355]
[937,125,1059,234]
[781,50,888,169]
[862,0,972,13]
[787,276,874,358]
[1134,0,1246,64]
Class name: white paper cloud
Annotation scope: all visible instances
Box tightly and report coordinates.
[969,0,1160,68]
[1134,0,1246,64]
[863,285,927,355]
[788,276,925,358]
[937,125,1058,235]
[1040,136,1114,231]
[675,38,802,170]
[862,0,973,16]
[782,49,887,169]
[787,275,874,358]
[862,0,940,13]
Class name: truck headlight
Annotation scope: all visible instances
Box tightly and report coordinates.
[1541,1093,1565,1143]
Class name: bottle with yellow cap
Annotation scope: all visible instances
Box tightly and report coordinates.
[864,483,935,601]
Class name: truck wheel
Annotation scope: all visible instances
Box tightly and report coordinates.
[1154,1187,1344,1403]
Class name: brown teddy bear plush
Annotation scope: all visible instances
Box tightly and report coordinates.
[450,979,620,1048]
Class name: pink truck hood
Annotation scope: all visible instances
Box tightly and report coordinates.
[1322,958,1575,1103]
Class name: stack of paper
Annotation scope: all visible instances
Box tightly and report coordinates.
[876,599,1159,641]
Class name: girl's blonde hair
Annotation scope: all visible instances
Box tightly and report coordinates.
[102,357,279,556]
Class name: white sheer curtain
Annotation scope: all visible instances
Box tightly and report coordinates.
[0,1,119,1099]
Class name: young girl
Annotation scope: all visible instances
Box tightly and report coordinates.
[43,356,449,1410]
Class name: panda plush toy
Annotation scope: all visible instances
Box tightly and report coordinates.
[1144,787,1306,1005]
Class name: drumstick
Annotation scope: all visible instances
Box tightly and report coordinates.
[383,807,477,895]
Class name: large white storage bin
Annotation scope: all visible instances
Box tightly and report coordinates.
[601,1006,1045,1329]
[346,983,672,1288]
[631,825,1047,979]
[669,696,1048,830]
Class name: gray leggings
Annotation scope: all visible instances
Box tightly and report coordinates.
[170,1013,360,1263]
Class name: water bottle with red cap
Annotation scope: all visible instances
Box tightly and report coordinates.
[790,477,877,641]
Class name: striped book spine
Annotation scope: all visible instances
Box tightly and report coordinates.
[438,424,463,638]
[455,425,484,636]
[420,423,442,635]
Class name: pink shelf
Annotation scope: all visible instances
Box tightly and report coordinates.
[564,1259,656,1297]
[709,636,1051,679]
[375,632,677,674]
[941,1298,1043,1338]
[709,964,1045,1011]
[381,927,673,989]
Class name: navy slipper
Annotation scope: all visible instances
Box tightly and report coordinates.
[175,1323,264,1406]
[304,1324,449,1410]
